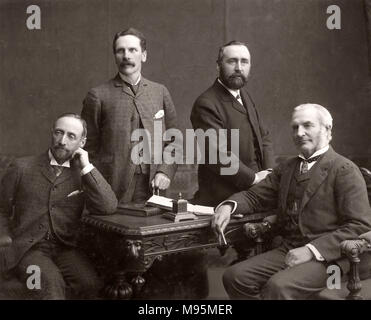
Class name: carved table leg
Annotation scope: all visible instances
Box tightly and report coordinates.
[131,273,146,297]
[102,272,133,300]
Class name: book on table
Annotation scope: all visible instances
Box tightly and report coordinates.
[146,195,215,216]
[117,202,164,217]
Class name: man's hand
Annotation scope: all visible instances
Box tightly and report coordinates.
[253,169,272,185]
[285,246,313,268]
[72,147,90,169]
[212,204,233,237]
[151,172,171,191]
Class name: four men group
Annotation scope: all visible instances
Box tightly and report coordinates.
[0,27,370,300]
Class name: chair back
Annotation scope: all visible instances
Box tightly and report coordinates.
[360,167,371,204]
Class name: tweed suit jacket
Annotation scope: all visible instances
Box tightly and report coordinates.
[229,146,371,266]
[82,74,178,202]
[190,79,275,206]
[0,152,118,271]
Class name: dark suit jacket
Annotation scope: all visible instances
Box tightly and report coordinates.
[0,153,118,271]
[82,75,178,202]
[229,147,371,267]
[190,80,275,206]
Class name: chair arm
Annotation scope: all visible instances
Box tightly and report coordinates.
[340,238,371,300]
[0,235,12,248]
[243,215,277,240]
[359,231,371,244]
[243,221,271,240]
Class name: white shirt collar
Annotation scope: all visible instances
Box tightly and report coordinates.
[217,78,240,99]
[48,149,70,168]
[119,72,141,86]
[298,145,329,160]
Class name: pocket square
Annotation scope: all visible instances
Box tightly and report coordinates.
[154,109,164,119]
[67,190,83,197]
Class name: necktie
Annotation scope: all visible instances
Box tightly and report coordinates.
[125,81,138,95]
[235,94,243,106]
[300,155,322,174]
[51,165,64,177]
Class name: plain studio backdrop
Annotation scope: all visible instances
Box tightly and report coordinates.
[1,0,370,197]
[1,0,371,300]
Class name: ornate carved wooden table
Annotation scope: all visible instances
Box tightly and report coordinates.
[81,211,269,299]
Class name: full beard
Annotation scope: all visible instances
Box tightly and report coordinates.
[220,71,247,90]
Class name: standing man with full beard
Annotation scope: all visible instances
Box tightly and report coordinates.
[191,41,275,206]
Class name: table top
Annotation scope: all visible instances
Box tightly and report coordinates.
[82,210,270,237]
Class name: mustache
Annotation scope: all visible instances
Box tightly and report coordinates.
[230,72,244,78]
[54,146,67,151]
[295,139,309,144]
[120,60,135,67]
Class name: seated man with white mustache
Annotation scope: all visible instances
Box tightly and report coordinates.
[213,104,371,299]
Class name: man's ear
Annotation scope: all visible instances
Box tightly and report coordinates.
[80,137,86,148]
[141,50,147,63]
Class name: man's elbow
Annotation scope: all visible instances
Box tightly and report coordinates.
[87,196,118,215]
[101,196,118,215]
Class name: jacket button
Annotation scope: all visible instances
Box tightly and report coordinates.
[29,239,34,243]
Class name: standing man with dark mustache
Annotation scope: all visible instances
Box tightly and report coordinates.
[191,41,275,206]
[81,28,178,205]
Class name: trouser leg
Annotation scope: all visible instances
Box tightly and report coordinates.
[262,260,328,300]
[16,245,66,300]
[223,245,288,299]
[131,173,150,203]
[54,247,103,299]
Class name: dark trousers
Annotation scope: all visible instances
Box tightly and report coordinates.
[122,173,150,204]
[15,238,102,300]
[223,243,330,300]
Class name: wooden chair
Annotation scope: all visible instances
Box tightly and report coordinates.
[243,167,371,300]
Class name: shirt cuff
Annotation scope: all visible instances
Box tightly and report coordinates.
[306,244,325,261]
[214,200,238,215]
[252,173,258,185]
[80,163,94,176]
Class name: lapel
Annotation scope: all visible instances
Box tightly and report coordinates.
[240,88,264,155]
[132,77,156,126]
[135,76,149,99]
[113,74,153,130]
[38,152,55,184]
[113,73,135,98]
[38,151,76,186]
[280,157,300,213]
[299,147,334,212]
[214,80,247,115]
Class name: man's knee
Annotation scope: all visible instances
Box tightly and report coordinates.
[222,265,238,291]
[263,274,291,299]
[223,264,260,299]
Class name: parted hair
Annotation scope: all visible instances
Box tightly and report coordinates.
[112,27,146,53]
